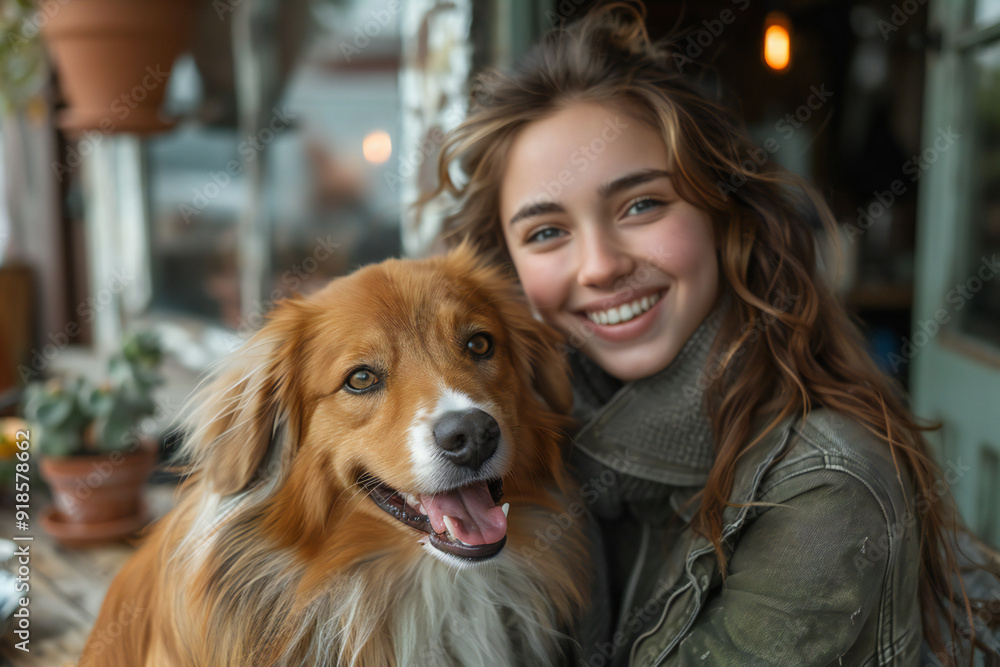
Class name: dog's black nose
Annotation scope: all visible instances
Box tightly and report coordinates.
[433,409,500,469]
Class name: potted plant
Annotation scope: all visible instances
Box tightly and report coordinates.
[39,0,202,134]
[22,332,163,547]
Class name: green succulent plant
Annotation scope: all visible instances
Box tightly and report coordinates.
[22,332,164,457]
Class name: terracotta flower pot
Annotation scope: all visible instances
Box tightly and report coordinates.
[39,445,158,547]
[41,0,200,135]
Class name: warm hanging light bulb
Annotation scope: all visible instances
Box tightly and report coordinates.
[764,11,791,71]
[362,130,392,164]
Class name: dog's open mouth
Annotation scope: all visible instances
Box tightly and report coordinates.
[361,474,507,560]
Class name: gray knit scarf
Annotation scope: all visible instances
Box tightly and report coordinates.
[567,302,726,501]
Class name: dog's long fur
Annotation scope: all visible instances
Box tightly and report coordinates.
[80,246,591,666]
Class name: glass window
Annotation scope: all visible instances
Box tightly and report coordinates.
[957,41,1000,348]
[145,0,403,336]
[974,0,1000,27]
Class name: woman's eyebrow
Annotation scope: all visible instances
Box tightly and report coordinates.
[508,201,565,228]
[507,169,671,228]
[598,169,672,199]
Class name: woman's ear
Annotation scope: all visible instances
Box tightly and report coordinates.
[175,299,312,496]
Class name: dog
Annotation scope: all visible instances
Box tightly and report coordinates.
[80,244,591,666]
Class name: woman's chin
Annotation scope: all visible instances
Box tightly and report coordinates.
[580,342,682,383]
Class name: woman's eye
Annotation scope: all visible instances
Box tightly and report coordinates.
[526,227,564,243]
[466,333,494,358]
[346,369,380,391]
[625,198,664,216]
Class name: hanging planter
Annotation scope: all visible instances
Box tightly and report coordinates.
[40,0,201,135]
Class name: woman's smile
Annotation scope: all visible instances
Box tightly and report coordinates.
[576,287,666,342]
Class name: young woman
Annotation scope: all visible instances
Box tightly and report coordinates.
[424,2,1000,665]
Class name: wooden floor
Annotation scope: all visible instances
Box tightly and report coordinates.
[0,483,177,666]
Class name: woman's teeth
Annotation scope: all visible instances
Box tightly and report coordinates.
[587,292,661,326]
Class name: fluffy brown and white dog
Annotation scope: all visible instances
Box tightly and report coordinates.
[80,245,591,666]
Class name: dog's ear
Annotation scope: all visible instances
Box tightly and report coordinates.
[497,295,574,415]
[175,299,314,496]
[448,242,574,415]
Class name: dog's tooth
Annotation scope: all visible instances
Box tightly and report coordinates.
[501,503,509,518]
[443,515,460,541]
[417,503,426,515]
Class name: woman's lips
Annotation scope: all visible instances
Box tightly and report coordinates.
[575,289,666,343]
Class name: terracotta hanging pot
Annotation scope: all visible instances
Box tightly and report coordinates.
[41,0,201,135]
[39,443,158,548]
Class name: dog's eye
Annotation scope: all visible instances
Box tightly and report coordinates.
[466,333,494,358]
[346,369,380,392]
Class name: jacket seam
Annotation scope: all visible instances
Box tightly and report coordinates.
[789,420,901,479]
[757,441,903,501]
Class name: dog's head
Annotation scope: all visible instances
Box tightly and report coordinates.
[177,244,574,566]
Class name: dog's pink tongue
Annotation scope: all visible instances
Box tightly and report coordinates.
[420,482,506,545]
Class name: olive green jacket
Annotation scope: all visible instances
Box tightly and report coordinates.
[566,306,998,666]
[572,406,924,666]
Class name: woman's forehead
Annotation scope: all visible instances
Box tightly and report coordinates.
[499,102,673,211]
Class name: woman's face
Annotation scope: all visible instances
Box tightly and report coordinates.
[500,102,720,382]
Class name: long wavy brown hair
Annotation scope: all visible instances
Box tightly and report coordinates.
[421,2,999,664]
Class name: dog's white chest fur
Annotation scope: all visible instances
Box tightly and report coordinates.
[310,551,568,666]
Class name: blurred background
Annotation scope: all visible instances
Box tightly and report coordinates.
[0,0,998,661]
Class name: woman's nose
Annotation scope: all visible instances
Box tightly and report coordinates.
[576,229,634,288]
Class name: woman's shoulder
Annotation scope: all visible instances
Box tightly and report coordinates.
[754,407,919,515]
